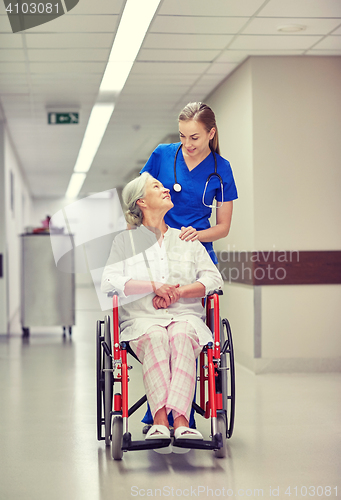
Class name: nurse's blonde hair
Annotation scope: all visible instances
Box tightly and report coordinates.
[122,172,153,226]
[178,102,220,155]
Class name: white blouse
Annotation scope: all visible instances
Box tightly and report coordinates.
[101,225,223,345]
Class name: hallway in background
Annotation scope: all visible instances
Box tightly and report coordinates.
[0,285,340,500]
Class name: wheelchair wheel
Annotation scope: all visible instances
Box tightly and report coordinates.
[96,320,104,441]
[104,315,113,446]
[214,414,227,459]
[221,318,236,439]
[111,416,123,460]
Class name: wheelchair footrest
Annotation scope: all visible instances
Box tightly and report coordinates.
[173,432,223,451]
[122,432,171,451]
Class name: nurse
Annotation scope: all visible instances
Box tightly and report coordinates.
[140,102,238,264]
[140,102,237,431]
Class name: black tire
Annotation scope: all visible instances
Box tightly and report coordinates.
[214,414,227,458]
[219,319,228,417]
[112,417,123,460]
[104,315,113,446]
[22,327,30,338]
[96,320,104,441]
[222,319,236,438]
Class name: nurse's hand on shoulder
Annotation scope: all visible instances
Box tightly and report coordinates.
[179,226,199,242]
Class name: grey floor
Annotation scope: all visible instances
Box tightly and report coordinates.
[1,286,340,500]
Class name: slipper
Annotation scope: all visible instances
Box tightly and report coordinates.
[174,426,203,440]
[145,424,170,440]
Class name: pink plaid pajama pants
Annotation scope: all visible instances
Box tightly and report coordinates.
[129,321,202,422]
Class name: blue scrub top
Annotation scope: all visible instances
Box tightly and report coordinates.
[140,142,238,264]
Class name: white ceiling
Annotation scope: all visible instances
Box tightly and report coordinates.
[0,0,340,198]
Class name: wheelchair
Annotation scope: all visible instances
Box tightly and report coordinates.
[96,290,235,459]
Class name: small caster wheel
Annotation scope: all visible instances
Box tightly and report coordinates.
[22,327,30,338]
[112,417,123,460]
[214,414,227,458]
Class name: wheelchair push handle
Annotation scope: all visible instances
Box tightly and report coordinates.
[206,293,221,359]
[110,293,120,360]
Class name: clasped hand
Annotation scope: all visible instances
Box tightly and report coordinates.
[152,283,180,309]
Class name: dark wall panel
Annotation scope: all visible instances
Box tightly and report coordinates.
[217,251,341,285]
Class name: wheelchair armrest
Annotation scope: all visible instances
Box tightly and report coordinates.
[207,289,223,296]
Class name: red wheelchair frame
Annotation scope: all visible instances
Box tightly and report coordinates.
[96,290,235,459]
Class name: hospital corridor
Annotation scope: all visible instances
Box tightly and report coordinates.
[0,285,340,500]
[0,0,341,499]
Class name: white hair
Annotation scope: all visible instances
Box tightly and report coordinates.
[122,172,153,226]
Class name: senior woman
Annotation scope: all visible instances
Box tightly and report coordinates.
[101,172,223,444]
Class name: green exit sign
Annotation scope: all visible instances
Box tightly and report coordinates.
[48,112,79,124]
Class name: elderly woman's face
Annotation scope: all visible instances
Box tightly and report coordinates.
[141,177,173,212]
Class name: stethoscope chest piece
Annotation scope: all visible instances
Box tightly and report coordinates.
[173,144,223,207]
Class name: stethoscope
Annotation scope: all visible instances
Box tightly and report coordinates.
[173,144,224,208]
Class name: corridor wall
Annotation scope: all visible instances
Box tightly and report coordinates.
[0,121,32,335]
[208,56,341,372]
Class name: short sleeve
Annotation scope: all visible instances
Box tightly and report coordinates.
[216,158,238,203]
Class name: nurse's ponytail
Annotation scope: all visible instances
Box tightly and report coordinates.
[178,102,221,155]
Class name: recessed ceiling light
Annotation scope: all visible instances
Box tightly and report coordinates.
[65,173,87,199]
[100,0,161,93]
[277,24,307,33]
[73,103,115,174]
[65,0,162,199]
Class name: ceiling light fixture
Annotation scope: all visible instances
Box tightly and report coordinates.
[64,0,161,199]
[100,0,161,93]
[277,24,307,33]
[73,103,115,173]
[65,173,87,199]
